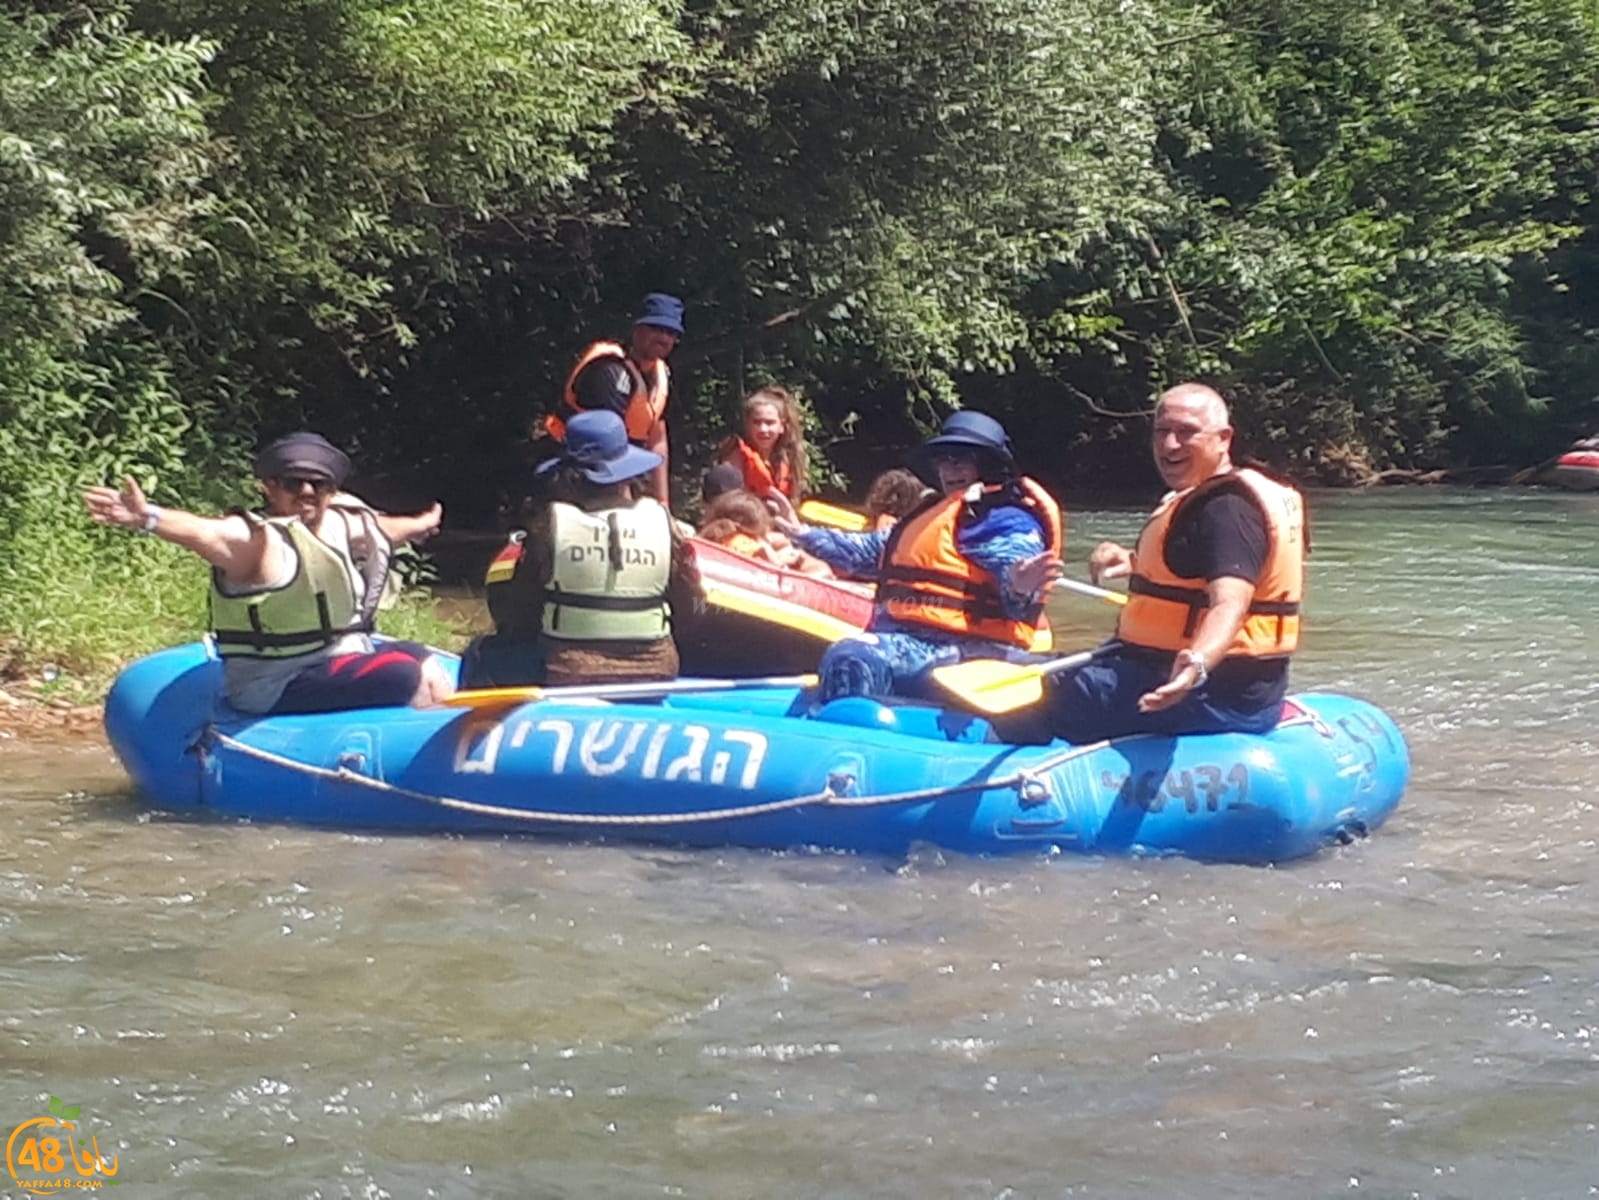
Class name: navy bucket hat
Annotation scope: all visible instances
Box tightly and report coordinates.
[634,292,685,336]
[253,432,351,487]
[538,410,663,486]
[921,411,1015,472]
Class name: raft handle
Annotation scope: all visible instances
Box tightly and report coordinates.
[1333,819,1369,845]
[1016,770,1053,807]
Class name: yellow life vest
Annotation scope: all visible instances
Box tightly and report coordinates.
[1117,467,1306,657]
[876,477,1065,648]
[542,499,673,641]
[210,517,367,659]
[546,341,669,443]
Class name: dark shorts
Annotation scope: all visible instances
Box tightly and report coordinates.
[458,633,547,690]
[1036,645,1288,744]
[271,641,434,714]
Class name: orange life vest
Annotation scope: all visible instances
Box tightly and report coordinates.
[1117,467,1305,658]
[717,435,796,500]
[715,530,770,560]
[545,341,669,443]
[876,478,1064,647]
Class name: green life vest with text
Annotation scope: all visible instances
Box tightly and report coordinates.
[210,518,368,659]
[542,499,672,641]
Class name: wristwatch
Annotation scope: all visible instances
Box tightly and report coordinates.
[1176,648,1209,684]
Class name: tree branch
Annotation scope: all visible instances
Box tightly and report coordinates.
[1057,376,1153,421]
[674,289,854,366]
[1146,233,1198,347]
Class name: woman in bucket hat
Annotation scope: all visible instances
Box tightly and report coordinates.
[770,411,1065,704]
[464,411,704,688]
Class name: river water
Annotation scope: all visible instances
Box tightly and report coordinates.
[2,488,1595,1199]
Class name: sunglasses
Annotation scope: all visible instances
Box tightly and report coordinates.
[275,474,336,494]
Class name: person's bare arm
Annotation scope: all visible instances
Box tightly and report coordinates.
[765,489,804,536]
[1088,540,1133,583]
[83,475,271,585]
[1137,575,1254,713]
[644,419,670,506]
[1006,551,1064,603]
[373,502,443,546]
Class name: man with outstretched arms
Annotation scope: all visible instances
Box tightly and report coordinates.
[546,292,683,506]
[83,432,454,714]
[1041,382,1305,741]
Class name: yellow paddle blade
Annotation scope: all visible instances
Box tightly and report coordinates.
[929,659,1046,715]
[798,499,869,531]
[443,686,544,710]
[930,649,1098,716]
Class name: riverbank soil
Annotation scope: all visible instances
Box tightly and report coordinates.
[0,679,104,741]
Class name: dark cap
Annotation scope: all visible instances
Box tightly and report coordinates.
[253,432,351,486]
[633,292,685,336]
[537,410,662,486]
[701,463,744,501]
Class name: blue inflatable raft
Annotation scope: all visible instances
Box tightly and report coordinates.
[103,642,1409,864]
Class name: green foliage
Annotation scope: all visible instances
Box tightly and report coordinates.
[378,587,474,654]
[1144,0,1599,463]
[0,9,233,673]
[0,10,217,345]
[129,0,685,371]
[628,0,1176,407]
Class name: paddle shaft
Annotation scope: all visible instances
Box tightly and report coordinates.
[448,673,817,709]
[1032,648,1101,680]
[1052,577,1127,606]
[539,673,815,700]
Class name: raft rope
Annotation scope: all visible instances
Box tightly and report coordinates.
[201,727,1116,828]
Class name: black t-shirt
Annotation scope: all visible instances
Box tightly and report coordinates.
[1163,488,1268,583]
[1158,483,1288,707]
[569,356,636,418]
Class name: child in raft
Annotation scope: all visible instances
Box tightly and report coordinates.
[715,386,809,504]
[863,468,934,531]
[698,489,835,578]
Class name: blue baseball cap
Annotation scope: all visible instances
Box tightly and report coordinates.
[538,410,663,485]
[634,292,685,336]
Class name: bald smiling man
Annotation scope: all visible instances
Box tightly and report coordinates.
[1019,383,1309,743]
